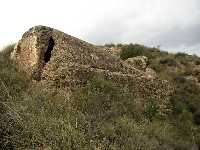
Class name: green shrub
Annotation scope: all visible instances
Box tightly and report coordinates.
[72,75,140,121]
[120,44,145,60]
[145,99,159,121]
[0,44,30,149]
[194,111,200,125]
[171,77,200,127]
[195,59,200,65]
[0,44,15,58]
[0,44,29,100]
[104,43,115,47]
[159,57,177,67]
[175,52,187,58]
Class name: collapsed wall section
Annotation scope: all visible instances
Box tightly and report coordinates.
[10,25,174,115]
[11,26,54,80]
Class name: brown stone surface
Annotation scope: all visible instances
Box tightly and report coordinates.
[11,25,173,115]
[125,56,148,71]
[103,46,121,56]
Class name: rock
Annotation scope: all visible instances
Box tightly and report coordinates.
[144,68,157,80]
[125,56,148,71]
[125,56,157,79]
[184,76,198,83]
[10,25,173,115]
[103,46,121,56]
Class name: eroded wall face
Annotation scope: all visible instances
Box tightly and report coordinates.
[11,35,39,76]
[11,26,54,80]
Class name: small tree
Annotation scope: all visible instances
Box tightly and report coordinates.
[145,98,159,121]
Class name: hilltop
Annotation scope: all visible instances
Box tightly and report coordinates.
[1,26,200,149]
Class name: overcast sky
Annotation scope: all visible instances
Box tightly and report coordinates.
[0,0,200,55]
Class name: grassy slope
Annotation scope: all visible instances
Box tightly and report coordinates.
[0,44,200,149]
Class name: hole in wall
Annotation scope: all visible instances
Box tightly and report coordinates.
[44,37,55,63]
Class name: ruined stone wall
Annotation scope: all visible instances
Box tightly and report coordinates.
[11,26,143,79]
[11,26,53,79]
[40,63,173,115]
[11,25,174,115]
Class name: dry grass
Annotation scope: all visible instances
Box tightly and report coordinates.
[0,44,200,149]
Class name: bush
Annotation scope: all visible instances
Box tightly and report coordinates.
[0,44,30,149]
[0,44,15,58]
[159,57,177,67]
[72,75,140,121]
[194,111,200,125]
[120,44,145,60]
[145,99,159,121]
[171,77,200,126]
[104,43,115,48]
[175,52,187,58]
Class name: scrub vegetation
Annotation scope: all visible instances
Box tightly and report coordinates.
[1,44,200,149]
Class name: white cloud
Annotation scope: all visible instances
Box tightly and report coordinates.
[0,0,200,55]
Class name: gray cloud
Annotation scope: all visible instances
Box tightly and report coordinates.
[85,18,126,44]
[83,0,200,55]
[85,20,200,55]
[151,24,200,48]
[0,0,200,55]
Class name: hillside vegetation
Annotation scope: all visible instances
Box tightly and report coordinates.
[1,44,200,149]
